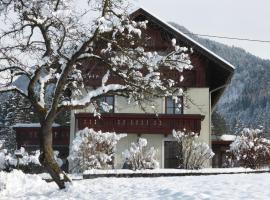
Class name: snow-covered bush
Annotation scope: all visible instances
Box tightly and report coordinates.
[0,140,6,170]
[123,138,159,170]
[0,142,62,173]
[227,128,270,169]
[0,147,40,171]
[69,128,126,172]
[173,130,214,169]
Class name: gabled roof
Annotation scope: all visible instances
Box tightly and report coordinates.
[131,8,235,73]
[130,8,235,107]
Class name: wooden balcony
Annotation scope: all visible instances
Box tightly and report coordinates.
[14,126,70,147]
[76,113,205,135]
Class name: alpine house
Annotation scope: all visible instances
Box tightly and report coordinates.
[69,8,235,169]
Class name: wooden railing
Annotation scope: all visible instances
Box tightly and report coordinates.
[14,127,70,147]
[76,113,205,135]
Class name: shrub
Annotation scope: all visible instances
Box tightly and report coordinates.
[0,140,62,173]
[123,138,159,170]
[69,128,126,172]
[227,128,270,169]
[173,130,214,169]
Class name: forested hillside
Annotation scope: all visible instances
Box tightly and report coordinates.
[171,22,270,133]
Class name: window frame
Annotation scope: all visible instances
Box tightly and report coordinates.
[165,96,184,114]
[97,95,115,113]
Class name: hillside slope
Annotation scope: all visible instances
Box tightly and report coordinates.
[170,22,270,132]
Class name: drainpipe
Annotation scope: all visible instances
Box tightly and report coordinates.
[209,84,229,167]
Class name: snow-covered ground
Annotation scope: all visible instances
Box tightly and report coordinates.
[1,170,270,200]
[83,167,269,175]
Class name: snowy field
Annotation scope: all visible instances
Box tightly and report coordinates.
[1,170,270,200]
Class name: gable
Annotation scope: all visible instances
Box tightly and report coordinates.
[131,8,235,106]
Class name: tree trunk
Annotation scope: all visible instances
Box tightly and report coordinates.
[39,122,71,189]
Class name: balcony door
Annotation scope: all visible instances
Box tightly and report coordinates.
[164,141,180,168]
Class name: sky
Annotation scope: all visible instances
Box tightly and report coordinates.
[1,0,270,60]
[137,0,270,60]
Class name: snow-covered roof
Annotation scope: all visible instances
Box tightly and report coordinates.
[12,123,61,128]
[220,134,236,141]
[131,7,235,72]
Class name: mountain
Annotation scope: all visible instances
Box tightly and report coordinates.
[170,22,270,132]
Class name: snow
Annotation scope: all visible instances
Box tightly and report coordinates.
[61,84,126,107]
[133,7,235,70]
[83,167,269,175]
[1,170,270,199]
[69,128,126,172]
[220,134,236,141]
[122,138,159,170]
[12,123,61,128]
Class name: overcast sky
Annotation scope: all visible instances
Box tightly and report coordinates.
[1,1,270,60]
[137,0,270,60]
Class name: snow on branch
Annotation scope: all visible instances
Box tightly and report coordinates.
[61,83,126,108]
[0,0,193,125]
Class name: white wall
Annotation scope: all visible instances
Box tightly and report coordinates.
[69,87,210,169]
[185,88,210,145]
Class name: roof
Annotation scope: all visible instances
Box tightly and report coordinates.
[220,134,236,141]
[130,8,235,106]
[212,134,236,142]
[12,123,61,128]
[131,8,235,72]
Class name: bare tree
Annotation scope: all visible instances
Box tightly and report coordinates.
[0,0,192,188]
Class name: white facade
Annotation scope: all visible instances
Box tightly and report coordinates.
[69,87,210,169]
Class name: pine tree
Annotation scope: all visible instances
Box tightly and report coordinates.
[212,111,229,135]
[0,93,38,150]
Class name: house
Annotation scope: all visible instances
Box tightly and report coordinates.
[69,8,235,169]
[13,123,70,170]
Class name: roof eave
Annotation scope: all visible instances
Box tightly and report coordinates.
[130,8,235,73]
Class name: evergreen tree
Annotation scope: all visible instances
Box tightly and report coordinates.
[212,111,229,135]
[0,93,38,150]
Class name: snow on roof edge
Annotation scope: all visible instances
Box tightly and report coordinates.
[220,134,236,141]
[133,7,235,70]
[12,123,61,128]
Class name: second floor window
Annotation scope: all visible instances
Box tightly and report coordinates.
[166,96,183,114]
[97,96,114,113]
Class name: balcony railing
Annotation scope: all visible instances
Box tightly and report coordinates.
[76,113,205,135]
[14,127,70,146]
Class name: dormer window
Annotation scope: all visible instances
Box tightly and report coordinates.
[165,96,183,114]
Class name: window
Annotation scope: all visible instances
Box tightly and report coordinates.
[166,96,183,114]
[97,96,115,113]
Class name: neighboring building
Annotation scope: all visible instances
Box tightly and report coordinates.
[212,134,236,168]
[69,8,235,169]
[13,123,70,170]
